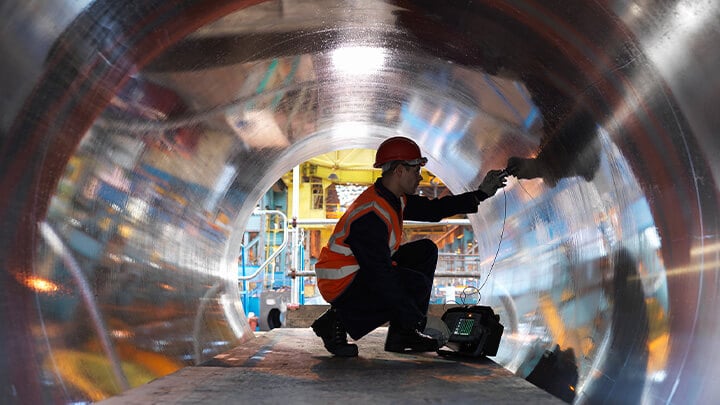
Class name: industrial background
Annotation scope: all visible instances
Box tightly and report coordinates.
[1,0,719,403]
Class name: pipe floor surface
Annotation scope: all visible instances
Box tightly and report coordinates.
[100,327,563,404]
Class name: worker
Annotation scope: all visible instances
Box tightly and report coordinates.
[311,136,508,356]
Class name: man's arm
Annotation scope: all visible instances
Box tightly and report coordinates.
[403,192,480,222]
[404,169,507,222]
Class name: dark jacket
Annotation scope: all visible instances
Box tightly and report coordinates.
[334,177,489,335]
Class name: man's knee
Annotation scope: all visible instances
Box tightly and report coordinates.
[422,238,438,251]
[402,238,436,250]
[404,239,438,267]
[415,238,438,259]
[394,239,438,272]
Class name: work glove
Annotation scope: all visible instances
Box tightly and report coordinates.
[478,169,508,197]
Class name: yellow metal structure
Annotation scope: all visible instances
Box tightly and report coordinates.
[285,149,444,223]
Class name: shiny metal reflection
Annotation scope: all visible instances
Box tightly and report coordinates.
[1,0,719,403]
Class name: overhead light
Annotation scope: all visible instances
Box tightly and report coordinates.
[332,46,386,76]
[328,173,339,181]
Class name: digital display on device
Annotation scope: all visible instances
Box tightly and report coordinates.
[453,318,475,336]
[440,306,504,357]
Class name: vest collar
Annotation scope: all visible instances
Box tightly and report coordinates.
[374,177,402,215]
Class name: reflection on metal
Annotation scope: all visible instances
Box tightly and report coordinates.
[39,222,130,392]
[193,282,225,365]
[1,0,719,403]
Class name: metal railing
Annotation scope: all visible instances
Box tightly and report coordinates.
[238,209,288,281]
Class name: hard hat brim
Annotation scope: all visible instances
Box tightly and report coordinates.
[373,156,427,168]
[404,157,428,166]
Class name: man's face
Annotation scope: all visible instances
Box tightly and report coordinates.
[399,163,423,195]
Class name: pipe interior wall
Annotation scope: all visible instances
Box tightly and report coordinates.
[1,0,718,403]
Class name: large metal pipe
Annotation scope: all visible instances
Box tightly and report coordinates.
[1,0,718,403]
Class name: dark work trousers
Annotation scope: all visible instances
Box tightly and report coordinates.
[333,239,438,340]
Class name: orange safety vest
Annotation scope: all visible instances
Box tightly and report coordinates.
[315,185,405,302]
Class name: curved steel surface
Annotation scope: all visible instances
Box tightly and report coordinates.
[1,0,719,403]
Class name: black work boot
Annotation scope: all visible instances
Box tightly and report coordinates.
[311,308,359,357]
[384,322,440,353]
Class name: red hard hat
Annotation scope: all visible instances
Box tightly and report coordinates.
[373,137,428,168]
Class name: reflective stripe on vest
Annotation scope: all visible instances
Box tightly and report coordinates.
[315,264,361,280]
[327,200,398,256]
